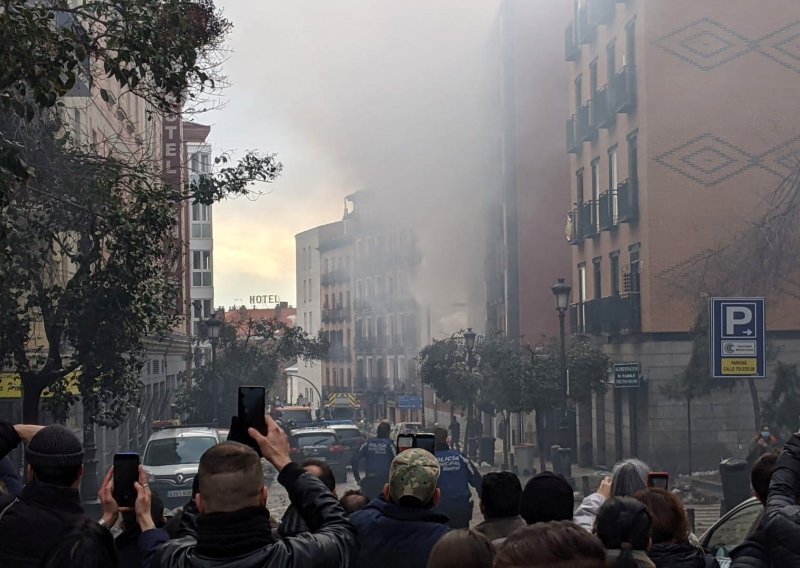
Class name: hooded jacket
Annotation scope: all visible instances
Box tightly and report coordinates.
[146,463,357,568]
[0,421,87,568]
[350,496,450,568]
[648,542,719,568]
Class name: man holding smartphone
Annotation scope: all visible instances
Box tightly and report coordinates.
[142,414,357,567]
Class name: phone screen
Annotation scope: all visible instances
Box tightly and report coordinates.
[113,453,140,508]
[397,434,414,453]
[647,472,669,490]
[415,433,435,454]
[238,386,267,436]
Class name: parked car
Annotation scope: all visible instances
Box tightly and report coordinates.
[329,423,366,462]
[700,496,763,568]
[390,421,423,441]
[142,425,221,511]
[289,427,349,483]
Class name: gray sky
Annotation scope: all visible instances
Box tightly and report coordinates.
[207,0,502,320]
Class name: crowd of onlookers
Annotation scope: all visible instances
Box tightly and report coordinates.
[0,415,796,567]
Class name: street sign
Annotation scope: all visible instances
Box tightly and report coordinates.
[614,363,641,388]
[711,297,766,379]
[397,395,422,409]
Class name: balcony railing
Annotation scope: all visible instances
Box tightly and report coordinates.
[354,337,378,352]
[321,306,351,323]
[580,293,641,335]
[617,178,639,222]
[565,21,579,61]
[327,345,352,362]
[577,101,597,142]
[321,269,350,287]
[613,65,637,113]
[593,86,615,129]
[566,115,579,154]
[589,0,615,26]
[577,5,595,44]
[578,201,598,240]
[598,189,618,230]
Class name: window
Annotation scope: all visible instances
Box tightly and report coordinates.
[192,251,212,286]
[152,359,160,375]
[593,257,602,299]
[325,368,330,386]
[398,356,406,379]
[192,299,212,335]
[574,75,582,112]
[629,244,641,293]
[628,132,639,181]
[607,40,616,83]
[576,169,585,203]
[610,252,621,296]
[591,159,600,230]
[609,147,619,222]
[626,19,636,68]
[589,59,598,99]
[578,263,586,332]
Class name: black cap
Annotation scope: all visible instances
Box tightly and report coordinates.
[25,425,84,468]
[520,471,574,525]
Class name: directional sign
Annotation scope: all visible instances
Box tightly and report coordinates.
[397,395,422,409]
[614,363,641,388]
[711,298,766,379]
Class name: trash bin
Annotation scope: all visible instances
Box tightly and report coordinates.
[514,444,535,476]
[479,436,496,466]
[467,436,479,460]
[553,446,573,482]
[719,457,750,514]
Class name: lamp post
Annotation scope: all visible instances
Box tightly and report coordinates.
[462,328,478,459]
[205,314,221,424]
[552,278,572,449]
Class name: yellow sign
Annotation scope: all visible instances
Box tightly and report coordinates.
[721,358,757,375]
[0,373,81,399]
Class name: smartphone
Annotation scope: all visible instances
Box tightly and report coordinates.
[238,386,267,455]
[647,472,669,490]
[414,433,436,454]
[397,434,414,453]
[113,453,140,508]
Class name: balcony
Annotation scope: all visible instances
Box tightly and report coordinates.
[354,299,371,314]
[565,21,579,61]
[589,0,615,26]
[617,178,639,222]
[580,293,641,335]
[321,306,351,324]
[355,377,368,391]
[613,65,637,113]
[566,115,579,154]
[577,102,597,142]
[578,201,598,240]
[354,336,378,352]
[598,190,618,230]
[577,5,595,44]
[593,86,615,129]
[327,345,352,362]
[321,269,350,287]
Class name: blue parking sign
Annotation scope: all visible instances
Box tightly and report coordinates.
[710,298,765,379]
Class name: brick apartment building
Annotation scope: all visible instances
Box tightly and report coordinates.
[565,0,800,470]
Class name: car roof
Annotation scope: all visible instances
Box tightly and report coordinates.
[279,406,313,411]
[290,428,337,435]
[147,427,219,441]
[329,424,359,430]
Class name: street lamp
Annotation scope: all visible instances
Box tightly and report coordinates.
[205,314,221,424]
[551,278,572,448]
[463,328,477,370]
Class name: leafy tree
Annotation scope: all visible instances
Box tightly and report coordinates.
[174,316,328,423]
[762,362,800,439]
[566,337,609,401]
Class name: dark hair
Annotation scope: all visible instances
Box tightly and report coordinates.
[481,472,522,519]
[377,422,391,438]
[340,489,369,514]
[301,458,336,491]
[634,488,689,544]
[197,442,263,513]
[520,471,574,525]
[751,452,778,504]
[427,529,495,568]
[39,518,117,568]
[494,521,605,568]
[595,497,652,568]
[31,464,82,487]
[434,427,449,451]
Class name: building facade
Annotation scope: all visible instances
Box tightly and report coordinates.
[565,0,800,471]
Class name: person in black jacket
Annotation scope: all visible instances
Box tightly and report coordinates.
[634,488,718,568]
[731,432,800,567]
[277,458,337,537]
[350,447,450,568]
[0,420,92,568]
[144,414,357,568]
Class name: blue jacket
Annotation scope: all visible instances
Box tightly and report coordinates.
[435,448,481,508]
[350,497,449,568]
[351,437,395,482]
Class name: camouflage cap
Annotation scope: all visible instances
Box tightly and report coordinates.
[389,448,440,505]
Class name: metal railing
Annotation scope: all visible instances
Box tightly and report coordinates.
[617,178,639,222]
[581,293,641,335]
[565,21,579,61]
[577,101,597,142]
[594,85,615,129]
[613,65,637,113]
[567,115,579,154]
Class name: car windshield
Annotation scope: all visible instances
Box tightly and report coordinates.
[143,436,217,466]
[282,409,313,423]
[294,433,336,447]
[704,500,763,556]
[335,429,362,439]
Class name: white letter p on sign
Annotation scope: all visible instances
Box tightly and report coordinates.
[725,306,752,336]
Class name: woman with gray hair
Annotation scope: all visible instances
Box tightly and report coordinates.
[574,458,651,531]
